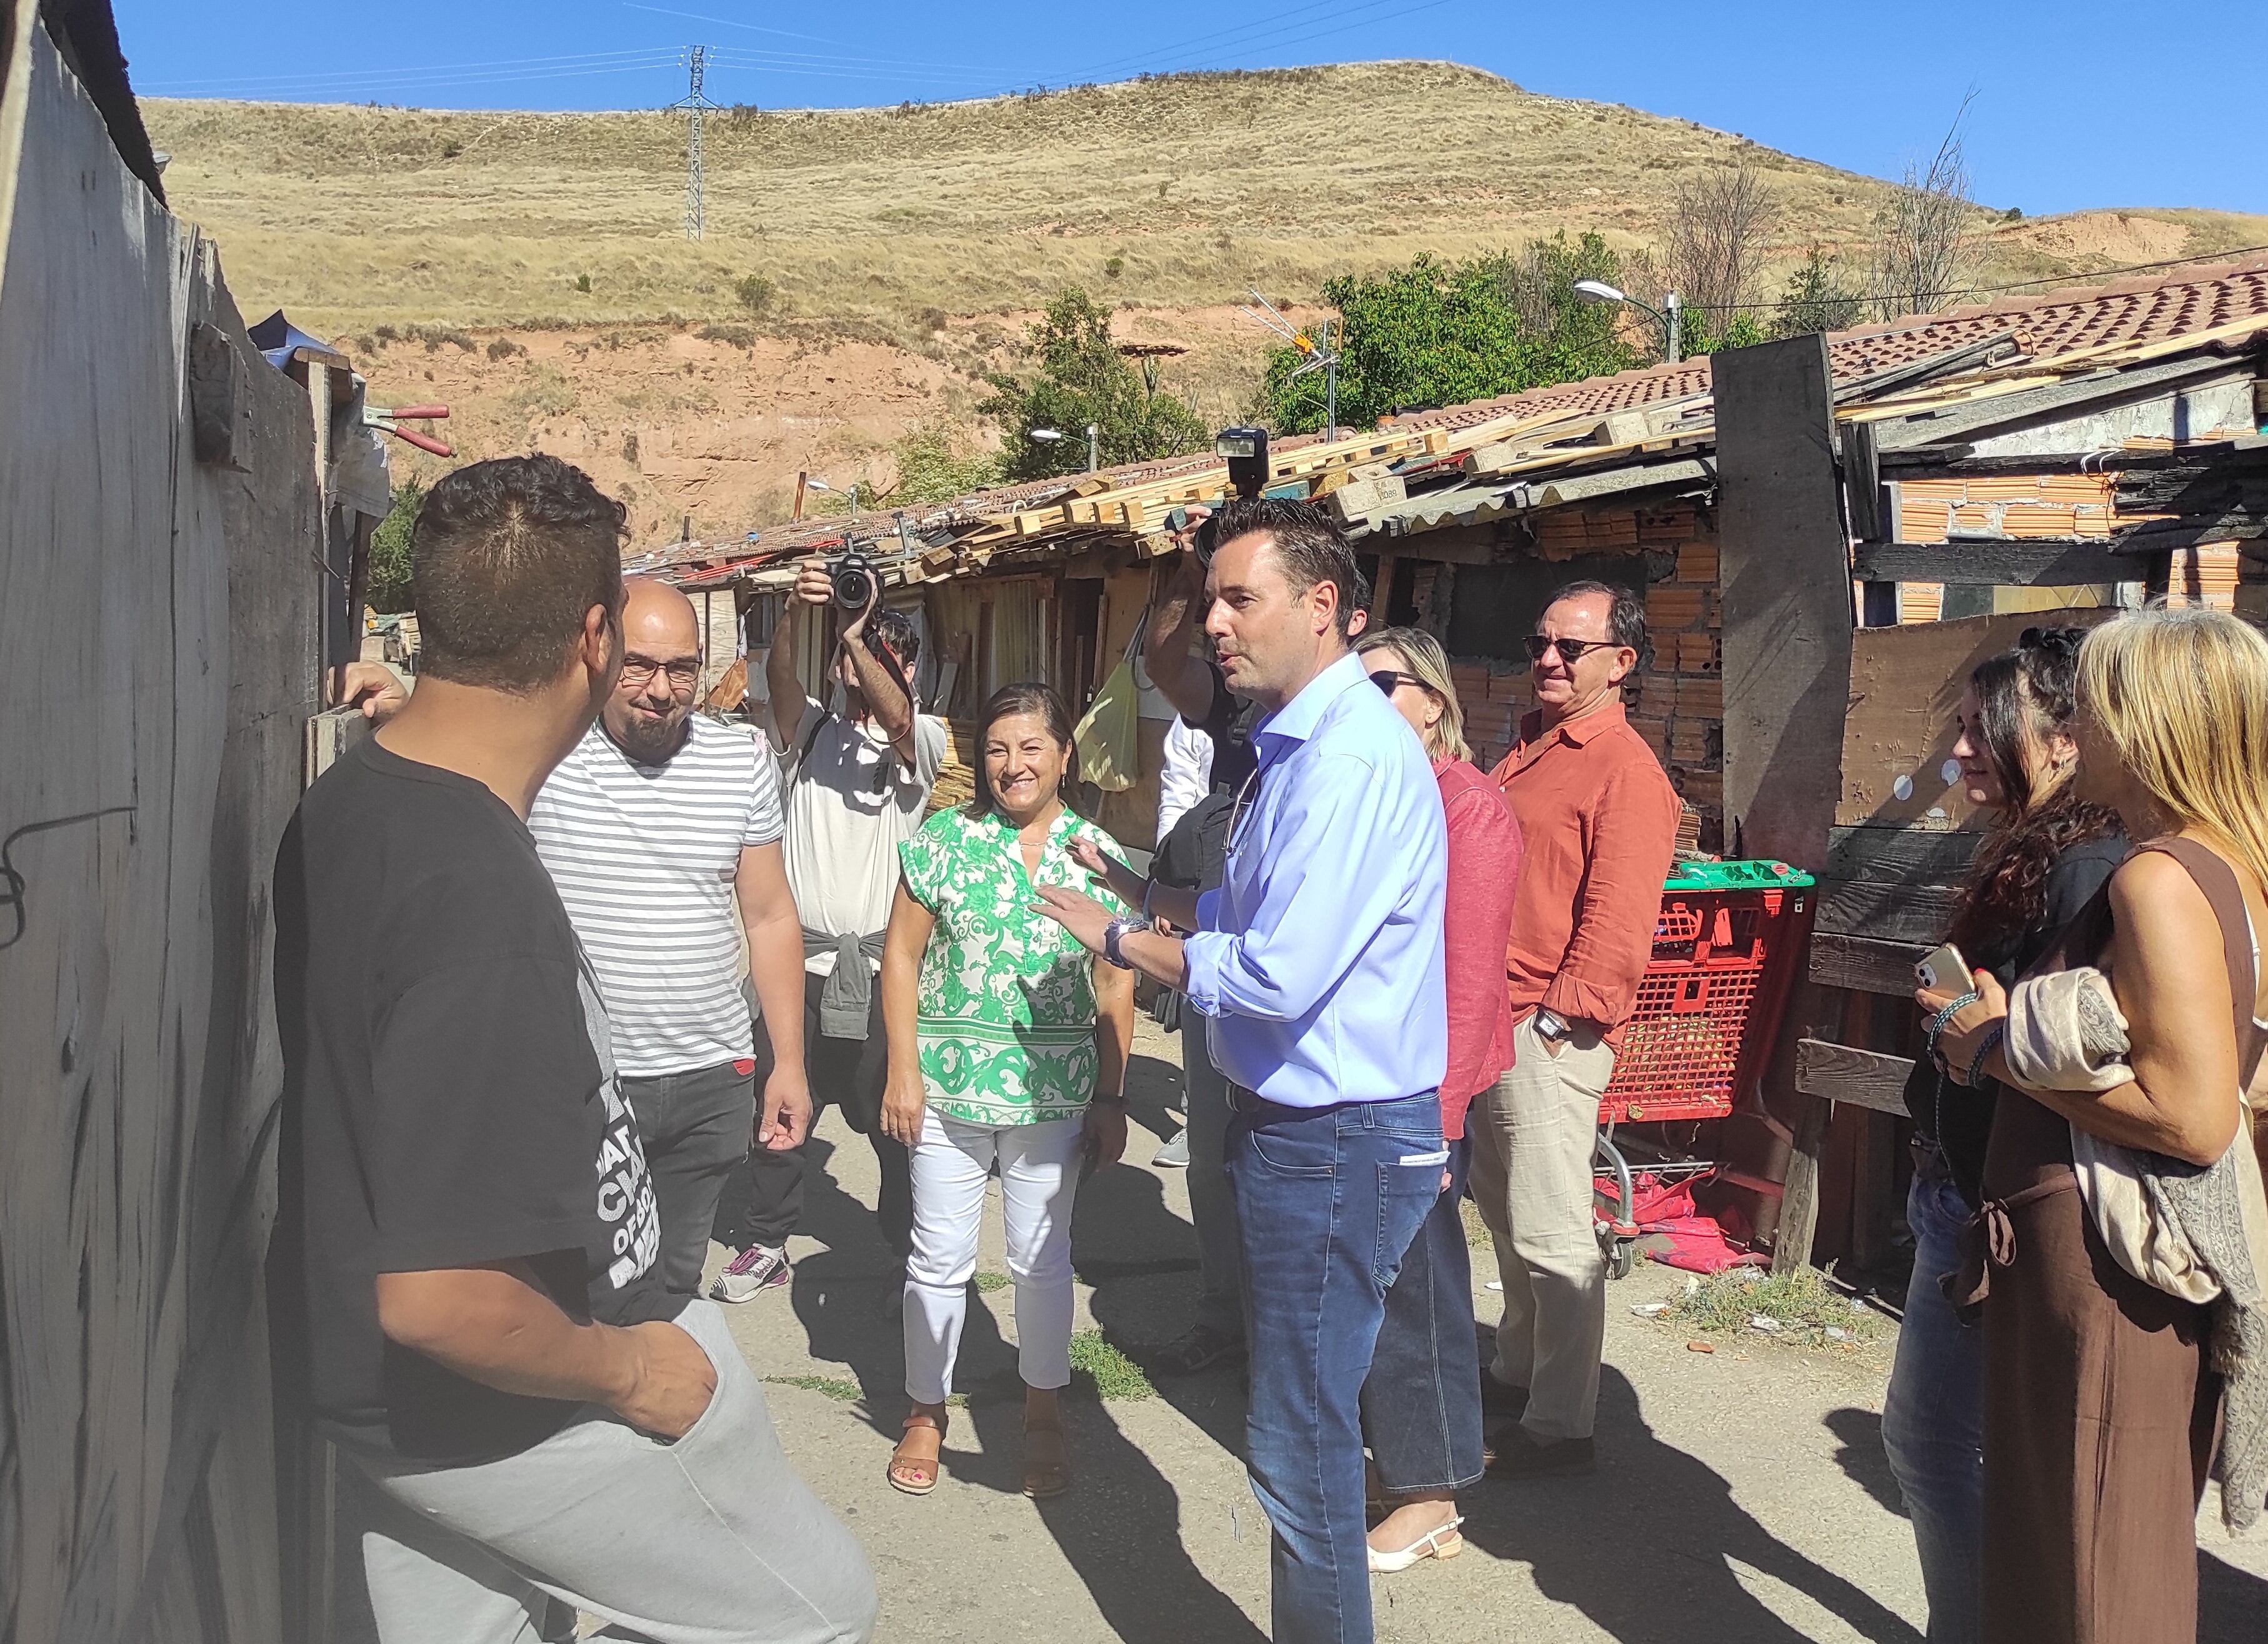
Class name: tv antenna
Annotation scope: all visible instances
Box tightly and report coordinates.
[669,46,721,240]
[1240,289,1341,441]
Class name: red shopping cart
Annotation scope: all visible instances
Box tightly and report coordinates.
[1592,860,1815,1277]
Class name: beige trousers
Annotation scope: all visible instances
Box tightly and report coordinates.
[1467,1013,1615,1441]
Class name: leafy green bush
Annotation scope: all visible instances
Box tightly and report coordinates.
[573,273,591,294]
[979,287,1208,482]
[736,273,776,314]
[366,479,422,614]
[1770,246,1866,339]
[1260,235,1639,434]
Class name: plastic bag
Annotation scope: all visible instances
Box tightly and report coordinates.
[1075,657,1142,792]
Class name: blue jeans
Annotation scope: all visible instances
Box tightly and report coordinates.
[1361,1136,1484,1495]
[1229,1089,1444,1644]
[1881,1154,1985,1644]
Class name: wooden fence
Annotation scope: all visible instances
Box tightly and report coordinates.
[0,15,320,1640]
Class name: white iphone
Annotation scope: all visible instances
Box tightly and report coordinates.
[1915,942,1971,993]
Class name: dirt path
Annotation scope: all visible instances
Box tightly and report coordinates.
[712,1017,2268,1642]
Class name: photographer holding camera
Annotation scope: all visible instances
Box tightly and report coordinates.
[712,554,946,1303]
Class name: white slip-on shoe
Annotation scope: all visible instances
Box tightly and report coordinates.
[1367,1516,1465,1574]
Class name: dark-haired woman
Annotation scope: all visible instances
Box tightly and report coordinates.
[1883,627,2125,1644]
[876,684,1135,1500]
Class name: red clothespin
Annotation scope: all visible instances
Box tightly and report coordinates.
[365,404,453,456]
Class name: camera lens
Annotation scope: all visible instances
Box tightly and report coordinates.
[831,561,876,610]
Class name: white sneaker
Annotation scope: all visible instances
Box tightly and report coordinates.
[1153,1132,1191,1168]
[709,1243,790,1302]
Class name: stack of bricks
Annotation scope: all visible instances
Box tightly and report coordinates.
[1460,670,1531,771]
[1631,510,1726,852]
[2165,543,2241,610]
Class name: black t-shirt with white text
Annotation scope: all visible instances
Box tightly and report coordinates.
[272,737,676,1463]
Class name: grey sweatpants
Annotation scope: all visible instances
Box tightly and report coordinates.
[341,1300,877,1644]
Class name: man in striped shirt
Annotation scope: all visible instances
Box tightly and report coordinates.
[528,579,812,1295]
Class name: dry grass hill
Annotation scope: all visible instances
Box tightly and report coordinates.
[142,62,2268,543]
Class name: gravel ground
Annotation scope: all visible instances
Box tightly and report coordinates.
[708,1017,2268,1643]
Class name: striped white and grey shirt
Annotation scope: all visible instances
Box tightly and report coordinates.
[530,716,784,1078]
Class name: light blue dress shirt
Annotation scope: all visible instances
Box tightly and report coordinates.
[1182,649,1449,1107]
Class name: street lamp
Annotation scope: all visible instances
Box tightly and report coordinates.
[1029,425,1099,472]
[1574,279,1683,365]
[806,476,858,522]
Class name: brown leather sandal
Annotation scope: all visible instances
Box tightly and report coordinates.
[887,1411,946,1496]
[1022,1418,1071,1500]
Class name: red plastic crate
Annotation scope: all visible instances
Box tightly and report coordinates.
[1599,881,1812,1124]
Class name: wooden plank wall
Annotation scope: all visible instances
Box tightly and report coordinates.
[0,24,319,1643]
[1792,611,2118,1267]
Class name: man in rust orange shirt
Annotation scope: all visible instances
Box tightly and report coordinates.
[1476,580,1679,1479]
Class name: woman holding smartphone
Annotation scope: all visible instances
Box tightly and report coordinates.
[1886,628,2125,1643]
[877,683,1134,1500]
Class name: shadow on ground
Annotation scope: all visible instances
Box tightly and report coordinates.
[780,1067,1264,1643]
[1454,1337,1924,1644]
[1824,1405,1907,1518]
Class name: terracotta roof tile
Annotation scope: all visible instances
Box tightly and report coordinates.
[1390,253,2268,434]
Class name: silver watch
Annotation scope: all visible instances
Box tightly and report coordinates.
[1102,915,1145,970]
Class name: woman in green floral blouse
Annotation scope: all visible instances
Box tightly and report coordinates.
[877,682,1135,1498]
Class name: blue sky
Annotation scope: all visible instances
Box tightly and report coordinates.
[117,0,2267,219]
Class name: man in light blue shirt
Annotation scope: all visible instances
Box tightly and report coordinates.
[1039,497,1447,1644]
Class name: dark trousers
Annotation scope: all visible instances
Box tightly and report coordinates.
[621,1059,758,1295]
[1361,1135,1484,1495]
[718,970,913,1262]
[1229,1087,1443,1644]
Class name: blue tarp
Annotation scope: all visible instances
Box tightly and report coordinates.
[247,310,330,374]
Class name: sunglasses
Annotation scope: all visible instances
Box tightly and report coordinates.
[1522,634,1620,665]
[1368,669,1426,696]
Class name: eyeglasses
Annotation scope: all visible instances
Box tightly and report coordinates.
[620,655,701,690]
[1522,634,1619,665]
[1368,669,1426,696]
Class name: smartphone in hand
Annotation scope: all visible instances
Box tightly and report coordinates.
[1915,942,1971,993]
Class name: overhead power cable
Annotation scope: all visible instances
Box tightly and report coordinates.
[144,48,681,96]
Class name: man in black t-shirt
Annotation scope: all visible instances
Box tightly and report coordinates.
[275,455,875,1643]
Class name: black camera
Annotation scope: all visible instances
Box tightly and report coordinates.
[828,550,877,611]
[1215,426,1270,500]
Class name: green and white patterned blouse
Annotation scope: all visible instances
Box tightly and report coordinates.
[896,805,1129,1127]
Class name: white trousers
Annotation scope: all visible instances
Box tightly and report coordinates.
[902,1110,1086,1403]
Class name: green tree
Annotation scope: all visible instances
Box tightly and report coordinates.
[1770,246,1866,339]
[1261,236,1640,434]
[978,287,1209,482]
[888,425,1002,504]
[366,479,422,613]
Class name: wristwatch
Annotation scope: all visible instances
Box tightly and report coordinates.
[1533,1008,1572,1044]
[1102,914,1146,970]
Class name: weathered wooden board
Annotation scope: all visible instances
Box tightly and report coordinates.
[1841,607,2116,829]
[1,27,318,1643]
[1795,1040,1917,1116]
[1816,824,1978,943]
[1851,540,2136,585]
[1716,334,1852,872]
[1808,932,1931,995]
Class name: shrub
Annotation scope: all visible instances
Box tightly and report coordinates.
[485,336,524,360]
[979,287,1209,482]
[1261,235,1639,434]
[697,322,756,347]
[1103,255,1124,278]
[735,273,776,314]
[439,139,462,160]
[574,273,592,294]
[366,479,422,613]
